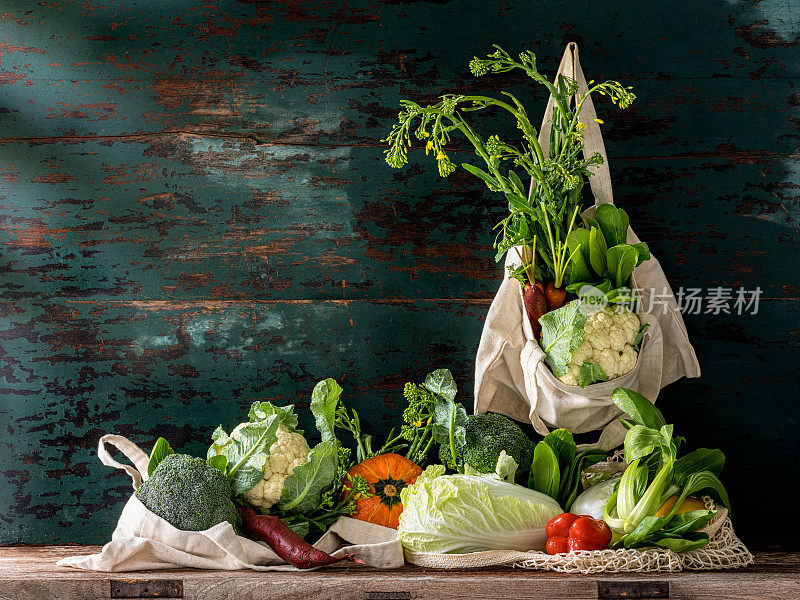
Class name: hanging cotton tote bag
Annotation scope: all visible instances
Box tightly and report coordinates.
[58,435,404,572]
[474,43,701,450]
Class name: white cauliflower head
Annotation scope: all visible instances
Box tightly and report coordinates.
[559,305,642,386]
[214,423,311,510]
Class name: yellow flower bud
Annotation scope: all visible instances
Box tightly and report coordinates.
[436,151,447,160]
[594,118,604,124]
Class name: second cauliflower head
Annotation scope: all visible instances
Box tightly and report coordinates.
[212,423,311,510]
[559,305,641,386]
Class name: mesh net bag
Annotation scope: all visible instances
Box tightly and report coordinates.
[403,497,753,573]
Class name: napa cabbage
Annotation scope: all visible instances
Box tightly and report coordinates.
[397,465,562,554]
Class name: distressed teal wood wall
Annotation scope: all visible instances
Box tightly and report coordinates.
[1,0,798,545]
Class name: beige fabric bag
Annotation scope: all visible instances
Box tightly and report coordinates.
[58,435,404,572]
[474,43,700,450]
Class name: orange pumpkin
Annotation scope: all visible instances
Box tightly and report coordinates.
[341,453,422,529]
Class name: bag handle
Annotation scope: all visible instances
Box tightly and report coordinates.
[532,42,614,206]
[97,434,151,490]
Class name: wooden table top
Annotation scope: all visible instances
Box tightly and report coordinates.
[0,546,798,600]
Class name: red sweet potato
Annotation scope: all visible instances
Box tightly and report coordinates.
[239,506,363,569]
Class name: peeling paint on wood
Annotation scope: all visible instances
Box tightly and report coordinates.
[1,0,799,545]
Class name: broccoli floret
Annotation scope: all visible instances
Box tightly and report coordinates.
[136,454,239,532]
[461,413,533,474]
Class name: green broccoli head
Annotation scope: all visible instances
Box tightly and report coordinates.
[136,453,239,532]
[462,413,533,474]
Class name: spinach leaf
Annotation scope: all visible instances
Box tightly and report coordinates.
[595,204,629,247]
[277,439,338,513]
[578,362,609,388]
[540,301,587,377]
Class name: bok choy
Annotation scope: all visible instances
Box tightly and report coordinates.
[603,388,730,552]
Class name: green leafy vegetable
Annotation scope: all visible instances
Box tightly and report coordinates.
[400,381,437,465]
[147,437,174,477]
[595,203,629,246]
[310,378,343,443]
[209,416,282,496]
[611,387,666,430]
[249,401,300,433]
[604,387,731,551]
[633,242,650,266]
[530,441,561,499]
[277,440,338,514]
[397,468,562,553]
[539,300,587,377]
[527,428,606,510]
[431,393,468,471]
[566,205,650,300]
[578,362,609,388]
[632,323,650,352]
[606,244,638,289]
[383,45,635,288]
[424,368,458,402]
[588,226,608,275]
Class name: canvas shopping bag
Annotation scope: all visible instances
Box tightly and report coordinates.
[58,435,405,572]
[474,43,701,450]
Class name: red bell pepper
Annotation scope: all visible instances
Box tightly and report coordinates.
[545,512,612,554]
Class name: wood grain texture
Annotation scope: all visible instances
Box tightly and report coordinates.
[1,0,799,546]
[1,547,799,600]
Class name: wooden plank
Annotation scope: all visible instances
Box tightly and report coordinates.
[1,547,800,600]
[0,2,796,155]
[0,137,795,302]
